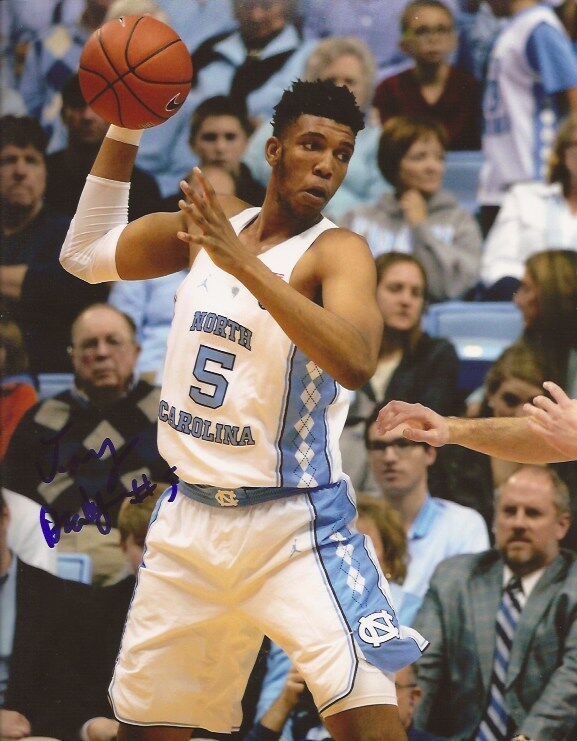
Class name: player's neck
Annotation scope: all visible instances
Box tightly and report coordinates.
[243,195,323,250]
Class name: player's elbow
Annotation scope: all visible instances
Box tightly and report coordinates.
[336,358,376,390]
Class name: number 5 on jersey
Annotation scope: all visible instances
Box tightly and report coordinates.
[190,345,236,409]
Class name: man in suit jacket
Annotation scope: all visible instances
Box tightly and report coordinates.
[414,465,577,740]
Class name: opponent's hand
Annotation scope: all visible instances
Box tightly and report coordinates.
[376,400,450,447]
[0,709,32,738]
[177,168,249,276]
[524,382,577,459]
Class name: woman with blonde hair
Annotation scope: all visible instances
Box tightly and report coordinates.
[515,249,577,394]
[481,113,577,299]
[243,35,389,220]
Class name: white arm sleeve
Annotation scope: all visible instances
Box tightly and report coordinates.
[59,174,130,284]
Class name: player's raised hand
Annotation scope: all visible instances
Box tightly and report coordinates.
[376,400,450,447]
[177,168,248,275]
[524,382,577,458]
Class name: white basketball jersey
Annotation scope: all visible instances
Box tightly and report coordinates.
[158,208,351,489]
[478,6,564,205]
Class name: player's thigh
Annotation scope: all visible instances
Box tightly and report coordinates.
[324,704,407,741]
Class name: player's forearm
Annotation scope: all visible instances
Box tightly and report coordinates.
[447,416,570,463]
[236,258,378,389]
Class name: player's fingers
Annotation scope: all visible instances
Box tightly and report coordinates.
[178,199,207,228]
[376,401,414,432]
[543,381,570,406]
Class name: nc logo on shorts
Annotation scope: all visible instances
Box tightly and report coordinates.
[215,489,239,507]
[358,610,400,647]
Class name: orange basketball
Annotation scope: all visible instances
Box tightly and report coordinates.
[79,15,193,129]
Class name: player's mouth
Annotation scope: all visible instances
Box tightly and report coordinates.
[303,187,327,204]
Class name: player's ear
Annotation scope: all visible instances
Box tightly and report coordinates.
[265,136,282,167]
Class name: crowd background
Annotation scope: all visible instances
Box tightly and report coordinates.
[1,0,577,739]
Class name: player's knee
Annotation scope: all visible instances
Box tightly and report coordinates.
[117,723,192,741]
[324,704,407,741]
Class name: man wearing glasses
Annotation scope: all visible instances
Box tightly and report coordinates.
[364,407,489,622]
[3,303,176,585]
[373,0,482,151]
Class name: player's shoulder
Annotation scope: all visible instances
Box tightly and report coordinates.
[313,223,372,254]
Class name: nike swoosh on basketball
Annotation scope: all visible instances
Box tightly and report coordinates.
[165,94,183,112]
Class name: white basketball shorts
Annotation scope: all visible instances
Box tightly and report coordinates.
[109,481,427,731]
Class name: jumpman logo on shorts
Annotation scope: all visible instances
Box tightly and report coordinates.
[289,538,301,558]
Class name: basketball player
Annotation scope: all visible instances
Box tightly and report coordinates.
[60,80,426,741]
[377,381,577,462]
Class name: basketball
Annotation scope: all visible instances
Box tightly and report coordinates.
[78,15,193,129]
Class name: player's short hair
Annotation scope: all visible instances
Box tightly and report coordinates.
[401,0,455,33]
[189,96,253,143]
[377,115,447,187]
[495,465,571,518]
[271,79,365,138]
[0,115,48,155]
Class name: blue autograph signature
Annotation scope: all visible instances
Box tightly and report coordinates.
[37,424,178,548]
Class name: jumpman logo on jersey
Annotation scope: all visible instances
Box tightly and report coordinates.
[197,276,209,291]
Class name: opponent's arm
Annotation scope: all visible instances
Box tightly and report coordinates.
[178,171,382,389]
[377,400,575,463]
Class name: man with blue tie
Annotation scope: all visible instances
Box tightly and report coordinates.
[412,465,577,740]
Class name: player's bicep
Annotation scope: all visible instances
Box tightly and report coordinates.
[318,232,383,358]
[116,211,192,279]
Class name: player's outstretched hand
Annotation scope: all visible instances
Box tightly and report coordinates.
[524,382,577,459]
[177,168,248,275]
[376,400,450,447]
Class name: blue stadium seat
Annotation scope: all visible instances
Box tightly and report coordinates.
[443,150,484,214]
[36,372,74,400]
[56,552,93,584]
[423,301,524,391]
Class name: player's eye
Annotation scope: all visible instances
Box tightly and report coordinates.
[336,151,352,163]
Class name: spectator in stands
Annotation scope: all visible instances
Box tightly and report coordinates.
[364,407,490,617]
[0,319,36,461]
[46,74,161,221]
[18,0,115,149]
[155,0,236,53]
[339,117,482,301]
[374,0,482,151]
[299,0,460,80]
[3,303,176,585]
[243,35,390,220]
[515,250,577,394]
[478,0,577,235]
[481,114,577,298]
[340,253,460,493]
[453,342,553,527]
[395,664,444,741]
[163,95,265,210]
[140,0,313,196]
[0,115,108,372]
[0,489,90,739]
[414,466,577,739]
